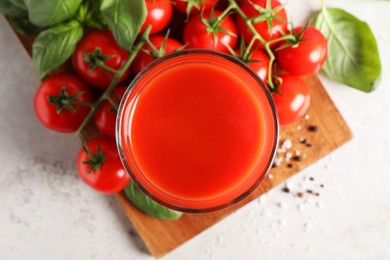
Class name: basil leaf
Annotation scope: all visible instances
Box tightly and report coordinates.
[124,182,183,220]
[0,0,26,17]
[312,8,381,92]
[8,16,42,36]
[32,20,83,79]
[24,0,83,27]
[100,0,147,51]
[76,1,107,30]
[9,0,26,10]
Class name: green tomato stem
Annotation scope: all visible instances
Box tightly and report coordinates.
[95,59,119,74]
[76,26,151,140]
[228,0,296,90]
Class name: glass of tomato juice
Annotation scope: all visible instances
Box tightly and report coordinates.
[116,50,278,213]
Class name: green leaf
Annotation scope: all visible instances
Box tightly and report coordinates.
[0,0,26,17]
[9,0,26,10]
[8,16,42,36]
[32,19,83,79]
[124,182,183,220]
[100,0,147,51]
[312,8,381,92]
[24,0,83,27]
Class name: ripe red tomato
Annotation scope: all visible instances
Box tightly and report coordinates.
[94,86,127,139]
[140,0,173,35]
[173,0,219,16]
[183,10,238,53]
[236,0,288,48]
[34,74,93,132]
[77,138,130,194]
[275,26,328,76]
[133,36,182,75]
[72,30,130,89]
[272,74,310,125]
[237,48,270,83]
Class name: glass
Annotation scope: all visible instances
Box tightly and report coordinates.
[116,50,279,213]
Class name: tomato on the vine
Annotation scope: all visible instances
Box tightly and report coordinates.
[34,74,93,133]
[237,48,270,83]
[140,0,173,35]
[173,0,219,16]
[94,86,127,139]
[183,10,238,53]
[275,26,328,76]
[236,0,288,48]
[133,36,182,75]
[272,74,310,125]
[77,138,130,194]
[72,30,130,89]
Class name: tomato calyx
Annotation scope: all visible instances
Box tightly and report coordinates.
[275,23,310,50]
[47,86,88,114]
[183,0,210,18]
[145,31,185,59]
[83,47,115,73]
[200,8,237,48]
[270,76,283,95]
[231,39,258,64]
[248,0,287,38]
[82,145,107,173]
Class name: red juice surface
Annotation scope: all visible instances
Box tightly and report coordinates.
[118,52,277,211]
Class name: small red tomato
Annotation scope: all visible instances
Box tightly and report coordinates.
[173,0,219,16]
[72,30,130,89]
[237,48,270,83]
[94,86,127,139]
[133,36,182,75]
[77,138,130,194]
[272,74,310,125]
[236,0,288,48]
[183,10,238,53]
[276,26,328,76]
[34,74,93,132]
[140,0,173,35]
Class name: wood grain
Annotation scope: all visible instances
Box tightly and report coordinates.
[13,27,352,259]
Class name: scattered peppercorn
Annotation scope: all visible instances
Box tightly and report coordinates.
[282,187,290,193]
[287,163,293,168]
[309,177,314,181]
[308,125,319,132]
[297,192,305,198]
[292,155,303,162]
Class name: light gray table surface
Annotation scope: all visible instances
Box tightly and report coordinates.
[1,0,389,259]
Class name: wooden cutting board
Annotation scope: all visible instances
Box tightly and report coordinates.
[13,29,352,259]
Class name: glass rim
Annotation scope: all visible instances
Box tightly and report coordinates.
[116,49,279,213]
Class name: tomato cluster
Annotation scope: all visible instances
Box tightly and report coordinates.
[33,0,328,194]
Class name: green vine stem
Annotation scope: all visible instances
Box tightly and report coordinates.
[227,0,295,90]
[76,26,151,141]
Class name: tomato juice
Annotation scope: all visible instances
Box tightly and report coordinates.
[117,51,278,212]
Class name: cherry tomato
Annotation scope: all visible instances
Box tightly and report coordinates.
[275,26,328,76]
[133,36,182,75]
[272,74,310,125]
[140,0,173,35]
[237,48,270,83]
[94,86,127,139]
[77,138,130,194]
[183,10,238,53]
[236,0,288,48]
[72,30,130,89]
[34,74,93,132]
[173,0,219,16]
